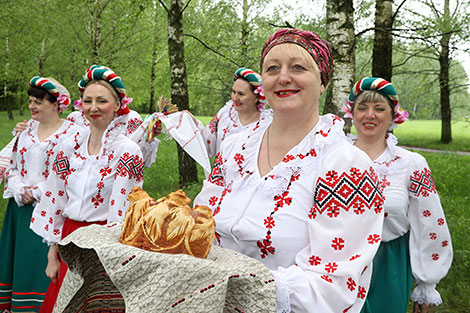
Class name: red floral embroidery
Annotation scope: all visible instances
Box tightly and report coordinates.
[53,229,61,236]
[118,210,123,217]
[257,172,298,259]
[347,278,356,291]
[111,200,115,206]
[429,233,437,240]
[442,240,448,247]
[437,218,445,226]
[208,196,218,206]
[264,217,275,229]
[432,253,439,261]
[423,210,431,217]
[357,286,367,299]
[309,255,322,266]
[92,193,104,206]
[45,191,52,197]
[325,262,338,273]
[367,234,381,244]
[121,188,126,195]
[331,237,345,250]
[41,211,46,217]
[58,190,65,197]
[55,210,62,215]
[234,153,244,165]
[100,166,112,177]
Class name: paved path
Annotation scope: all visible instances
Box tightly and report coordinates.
[401,146,470,156]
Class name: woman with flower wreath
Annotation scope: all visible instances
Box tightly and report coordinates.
[341,77,452,313]
[30,65,145,313]
[194,29,385,312]
[194,67,271,158]
[0,76,80,312]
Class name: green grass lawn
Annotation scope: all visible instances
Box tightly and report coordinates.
[351,120,470,152]
[0,111,469,312]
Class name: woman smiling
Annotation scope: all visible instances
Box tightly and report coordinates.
[30,65,144,313]
[194,29,385,313]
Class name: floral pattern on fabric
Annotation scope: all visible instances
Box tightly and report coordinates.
[30,116,144,244]
[194,114,384,313]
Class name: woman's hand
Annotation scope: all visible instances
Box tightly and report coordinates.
[146,120,162,142]
[45,244,61,283]
[21,186,37,205]
[15,120,27,134]
[413,302,430,313]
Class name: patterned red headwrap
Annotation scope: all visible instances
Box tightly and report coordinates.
[260,28,333,87]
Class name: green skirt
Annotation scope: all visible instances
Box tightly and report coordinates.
[0,198,50,313]
[360,232,413,313]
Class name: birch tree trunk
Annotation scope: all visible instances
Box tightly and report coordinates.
[39,39,46,76]
[372,0,393,81]
[324,0,355,124]
[166,0,198,185]
[149,1,159,114]
[439,0,451,143]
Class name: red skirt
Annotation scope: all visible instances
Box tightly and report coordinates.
[39,219,106,313]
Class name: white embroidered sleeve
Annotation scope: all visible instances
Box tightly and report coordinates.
[3,149,28,206]
[407,153,452,305]
[200,112,220,159]
[29,150,69,244]
[274,151,384,312]
[140,138,160,168]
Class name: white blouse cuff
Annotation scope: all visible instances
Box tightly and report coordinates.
[272,271,292,313]
[411,283,442,306]
[13,182,28,207]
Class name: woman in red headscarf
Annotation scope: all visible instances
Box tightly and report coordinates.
[194,28,384,313]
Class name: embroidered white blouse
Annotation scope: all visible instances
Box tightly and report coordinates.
[359,133,453,306]
[67,110,159,168]
[197,100,271,158]
[194,114,385,313]
[3,119,80,206]
[30,116,144,244]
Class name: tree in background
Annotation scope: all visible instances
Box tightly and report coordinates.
[324,0,355,118]
[159,0,198,186]
[403,0,470,143]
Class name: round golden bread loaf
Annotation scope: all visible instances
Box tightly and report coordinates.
[120,186,216,258]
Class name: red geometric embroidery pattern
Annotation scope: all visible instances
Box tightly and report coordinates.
[116,152,144,182]
[127,118,142,134]
[208,153,225,187]
[53,151,74,181]
[312,167,383,219]
[409,168,437,197]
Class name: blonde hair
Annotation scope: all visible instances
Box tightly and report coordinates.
[261,43,320,74]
